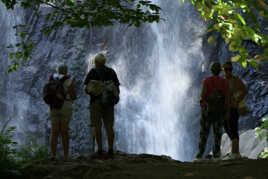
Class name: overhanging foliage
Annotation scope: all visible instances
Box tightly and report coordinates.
[1,0,161,72]
[183,0,268,69]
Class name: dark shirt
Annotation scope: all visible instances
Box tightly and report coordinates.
[84,66,120,103]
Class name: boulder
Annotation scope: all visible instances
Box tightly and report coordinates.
[221,129,268,159]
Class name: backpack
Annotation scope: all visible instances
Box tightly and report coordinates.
[85,80,104,96]
[101,80,119,106]
[87,68,119,106]
[207,78,225,114]
[42,75,68,109]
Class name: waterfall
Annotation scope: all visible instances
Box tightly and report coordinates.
[0,2,25,136]
[112,0,207,161]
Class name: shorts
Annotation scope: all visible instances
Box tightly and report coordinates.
[90,102,114,128]
[49,101,72,125]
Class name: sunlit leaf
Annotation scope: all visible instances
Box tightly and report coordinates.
[208,36,216,44]
[242,60,247,68]
[231,55,241,62]
[236,14,246,25]
[263,117,268,122]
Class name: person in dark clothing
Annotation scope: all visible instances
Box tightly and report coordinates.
[84,53,120,155]
[194,62,230,162]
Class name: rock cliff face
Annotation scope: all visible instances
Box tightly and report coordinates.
[0,0,267,161]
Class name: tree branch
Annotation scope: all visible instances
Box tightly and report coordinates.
[257,0,268,9]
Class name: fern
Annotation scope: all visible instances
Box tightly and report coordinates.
[255,117,268,141]
[0,119,18,177]
[259,147,268,159]
[16,136,49,163]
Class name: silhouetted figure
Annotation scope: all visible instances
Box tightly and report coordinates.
[222,61,247,160]
[84,53,120,155]
[194,62,229,161]
[43,64,77,159]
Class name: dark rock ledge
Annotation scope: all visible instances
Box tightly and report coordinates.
[13,151,268,179]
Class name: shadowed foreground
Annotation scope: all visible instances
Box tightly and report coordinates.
[15,152,268,179]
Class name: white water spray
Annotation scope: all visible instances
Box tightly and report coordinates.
[114,0,207,161]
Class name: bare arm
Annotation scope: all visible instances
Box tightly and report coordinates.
[237,78,247,102]
[68,80,77,100]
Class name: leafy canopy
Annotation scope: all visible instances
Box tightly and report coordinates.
[182,0,268,69]
[2,0,161,72]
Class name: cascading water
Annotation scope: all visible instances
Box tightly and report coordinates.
[0,2,25,134]
[112,0,208,161]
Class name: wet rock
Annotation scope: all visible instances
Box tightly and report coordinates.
[221,129,268,159]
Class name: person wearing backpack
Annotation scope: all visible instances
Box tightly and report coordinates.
[194,62,230,162]
[222,61,247,160]
[44,64,77,159]
[84,53,120,155]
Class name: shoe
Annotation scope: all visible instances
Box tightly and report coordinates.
[222,153,241,160]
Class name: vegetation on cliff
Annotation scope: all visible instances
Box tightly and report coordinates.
[1,0,161,72]
[182,0,268,69]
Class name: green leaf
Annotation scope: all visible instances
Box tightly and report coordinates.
[236,13,246,25]
[242,60,247,68]
[248,59,259,69]
[15,52,22,59]
[20,32,27,40]
[9,53,14,60]
[66,0,75,6]
[207,36,216,44]
[231,55,241,62]
[262,117,268,122]
[255,127,262,132]
[7,45,13,48]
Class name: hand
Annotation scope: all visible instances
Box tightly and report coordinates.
[231,98,239,108]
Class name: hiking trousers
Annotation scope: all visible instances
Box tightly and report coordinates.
[197,112,224,158]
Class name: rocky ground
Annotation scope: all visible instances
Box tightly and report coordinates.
[9,151,268,179]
